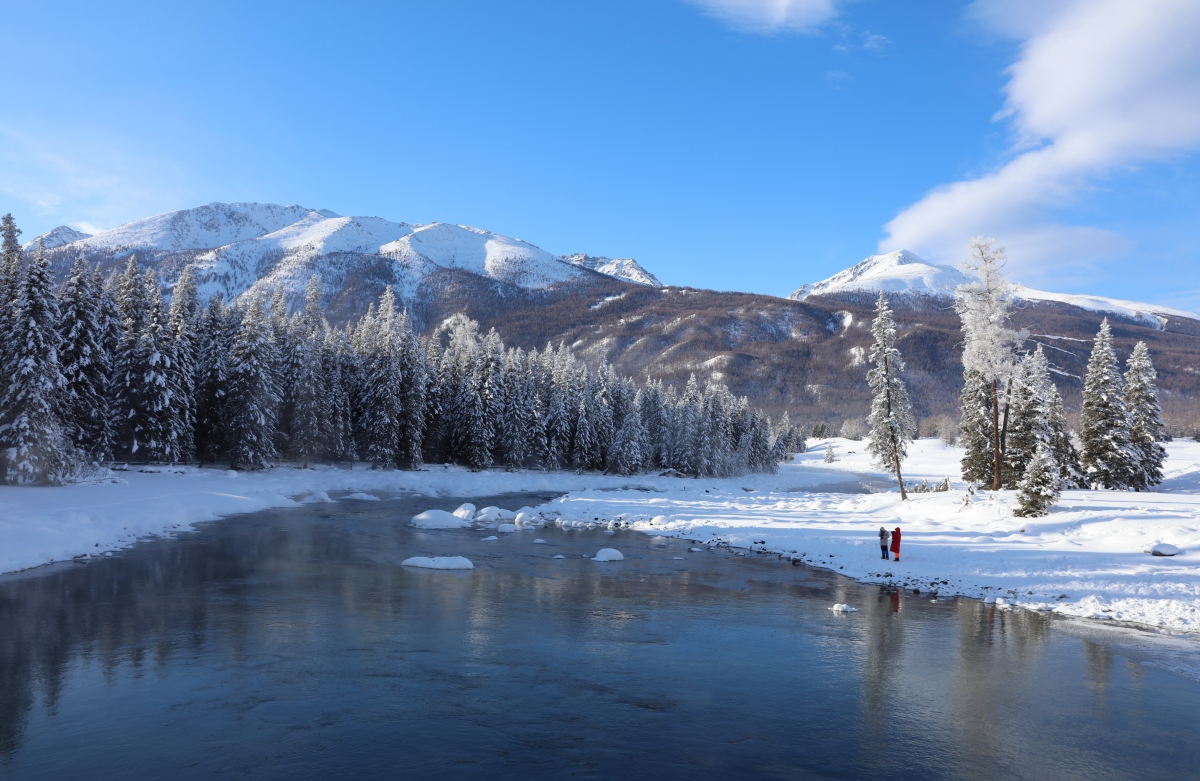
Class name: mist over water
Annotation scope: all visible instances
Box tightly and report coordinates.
[1,493,1197,780]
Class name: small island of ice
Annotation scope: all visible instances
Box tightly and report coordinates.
[400,556,474,570]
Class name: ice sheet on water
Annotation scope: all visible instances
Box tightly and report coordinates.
[829,604,858,613]
[401,556,474,570]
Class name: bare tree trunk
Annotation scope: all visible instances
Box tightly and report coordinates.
[991,377,1002,490]
[999,375,1014,456]
[893,444,907,500]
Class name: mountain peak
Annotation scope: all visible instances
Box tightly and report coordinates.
[23,225,92,250]
[561,254,662,287]
[790,249,967,300]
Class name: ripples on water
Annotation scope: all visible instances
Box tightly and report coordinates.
[0,492,1197,780]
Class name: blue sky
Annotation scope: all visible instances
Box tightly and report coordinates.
[2,0,1199,308]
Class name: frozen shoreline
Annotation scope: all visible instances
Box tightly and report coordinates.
[1,439,1198,634]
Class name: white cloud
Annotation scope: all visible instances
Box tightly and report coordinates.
[684,0,843,34]
[882,0,1200,277]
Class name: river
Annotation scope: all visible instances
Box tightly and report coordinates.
[1,492,1197,779]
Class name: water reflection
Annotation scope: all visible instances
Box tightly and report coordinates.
[0,495,1197,780]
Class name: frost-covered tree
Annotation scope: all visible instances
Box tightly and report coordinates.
[227,297,280,470]
[1014,443,1061,517]
[824,443,836,463]
[1046,377,1083,489]
[57,255,111,460]
[572,397,592,471]
[959,371,995,486]
[865,292,917,500]
[1080,319,1137,489]
[1123,341,1167,491]
[954,238,1025,490]
[0,239,77,484]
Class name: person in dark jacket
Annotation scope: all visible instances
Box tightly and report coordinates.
[890,527,902,562]
[878,527,890,559]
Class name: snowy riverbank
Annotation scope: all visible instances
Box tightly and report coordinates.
[2,439,1199,634]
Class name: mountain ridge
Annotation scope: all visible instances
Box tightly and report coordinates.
[789,249,1198,330]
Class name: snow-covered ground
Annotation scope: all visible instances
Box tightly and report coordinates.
[2,440,1199,634]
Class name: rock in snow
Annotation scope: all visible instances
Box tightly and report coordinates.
[400,556,474,570]
[411,510,472,529]
[592,548,624,562]
[344,492,380,501]
[480,536,499,541]
[452,503,477,520]
[300,491,334,503]
[497,523,517,533]
[533,539,547,544]
[1150,543,1181,557]
[828,604,858,613]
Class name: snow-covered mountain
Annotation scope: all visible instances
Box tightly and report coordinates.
[23,225,92,250]
[790,249,1199,329]
[72,203,328,254]
[32,202,662,311]
[561,254,662,287]
[380,223,588,289]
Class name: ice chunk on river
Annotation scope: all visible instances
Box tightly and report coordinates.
[401,556,474,570]
[592,548,624,562]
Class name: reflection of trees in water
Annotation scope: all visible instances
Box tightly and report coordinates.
[0,500,798,760]
[1082,641,1113,693]
[858,588,905,768]
[951,601,1051,775]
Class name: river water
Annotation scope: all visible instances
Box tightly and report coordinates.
[1,492,1197,780]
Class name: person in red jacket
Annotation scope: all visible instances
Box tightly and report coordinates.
[890,527,902,562]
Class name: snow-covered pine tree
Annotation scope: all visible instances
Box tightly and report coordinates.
[1080,319,1137,489]
[1003,347,1054,489]
[397,311,426,469]
[227,296,280,470]
[1123,341,1167,490]
[953,237,1024,490]
[611,390,646,475]
[1014,443,1061,517]
[0,238,77,484]
[460,358,491,470]
[133,274,180,463]
[1046,377,1083,488]
[321,326,357,463]
[57,254,110,460]
[362,288,404,468]
[959,368,995,486]
[167,267,200,463]
[195,295,232,463]
[480,329,505,463]
[824,443,835,463]
[750,410,775,474]
[420,335,446,465]
[0,214,24,415]
[865,292,917,500]
[289,328,324,467]
[572,397,592,472]
[498,349,527,470]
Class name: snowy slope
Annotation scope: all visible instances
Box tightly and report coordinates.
[791,249,1199,328]
[71,202,325,253]
[561,254,662,287]
[380,223,589,289]
[23,225,92,250]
